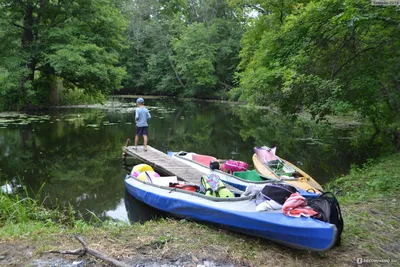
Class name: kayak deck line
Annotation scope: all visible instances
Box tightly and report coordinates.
[122,145,238,191]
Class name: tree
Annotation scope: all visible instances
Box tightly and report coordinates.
[0,0,127,110]
[172,23,218,96]
[122,0,243,98]
[232,0,400,144]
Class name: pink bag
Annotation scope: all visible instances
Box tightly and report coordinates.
[220,160,248,174]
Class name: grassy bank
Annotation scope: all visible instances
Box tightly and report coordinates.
[1,154,399,266]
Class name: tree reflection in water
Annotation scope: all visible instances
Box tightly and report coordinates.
[0,98,393,222]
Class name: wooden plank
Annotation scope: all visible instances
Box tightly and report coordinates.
[122,145,238,191]
[122,145,204,184]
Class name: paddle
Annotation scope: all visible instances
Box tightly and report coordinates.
[259,173,297,181]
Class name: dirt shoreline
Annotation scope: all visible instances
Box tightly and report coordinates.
[1,202,398,267]
[0,232,243,267]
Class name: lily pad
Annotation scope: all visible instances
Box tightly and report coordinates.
[0,112,22,118]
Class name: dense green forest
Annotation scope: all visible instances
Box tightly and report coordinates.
[0,0,399,143]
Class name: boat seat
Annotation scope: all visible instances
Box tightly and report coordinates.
[266,160,280,168]
[233,170,266,182]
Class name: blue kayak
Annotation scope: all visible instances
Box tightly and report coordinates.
[125,176,337,251]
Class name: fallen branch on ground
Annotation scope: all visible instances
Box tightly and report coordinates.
[45,235,130,267]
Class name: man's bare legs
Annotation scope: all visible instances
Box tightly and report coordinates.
[143,135,148,151]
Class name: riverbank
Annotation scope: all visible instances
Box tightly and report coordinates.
[1,154,399,266]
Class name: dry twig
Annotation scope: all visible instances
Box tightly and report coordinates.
[45,235,130,267]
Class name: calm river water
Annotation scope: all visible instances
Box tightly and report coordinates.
[0,97,372,222]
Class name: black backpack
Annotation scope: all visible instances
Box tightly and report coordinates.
[260,183,297,205]
[307,192,344,246]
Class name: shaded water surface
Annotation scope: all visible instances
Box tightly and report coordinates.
[0,98,380,222]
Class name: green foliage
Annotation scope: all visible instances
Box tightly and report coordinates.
[0,0,128,110]
[59,88,107,106]
[172,23,218,96]
[146,51,184,95]
[233,0,400,134]
[122,0,243,98]
[327,153,400,202]
[0,16,29,110]
[0,66,27,110]
[0,187,59,225]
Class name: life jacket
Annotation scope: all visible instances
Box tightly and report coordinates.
[169,183,199,192]
[200,174,234,198]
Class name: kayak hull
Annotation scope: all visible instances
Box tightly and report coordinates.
[125,177,337,251]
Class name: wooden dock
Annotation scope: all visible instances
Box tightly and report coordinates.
[122,145,208,185]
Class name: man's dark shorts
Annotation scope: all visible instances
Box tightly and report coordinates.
[136,126,148,136]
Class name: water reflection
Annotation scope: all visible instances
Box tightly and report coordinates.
[0,98,394,222]
[106,198,129,222]
[1,183,12,194]
[124,189,166,223]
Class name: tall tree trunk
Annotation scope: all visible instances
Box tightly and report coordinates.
[20,1,36,91]
[49,75,61,106]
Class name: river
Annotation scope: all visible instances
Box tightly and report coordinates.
[0,97,373,222]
